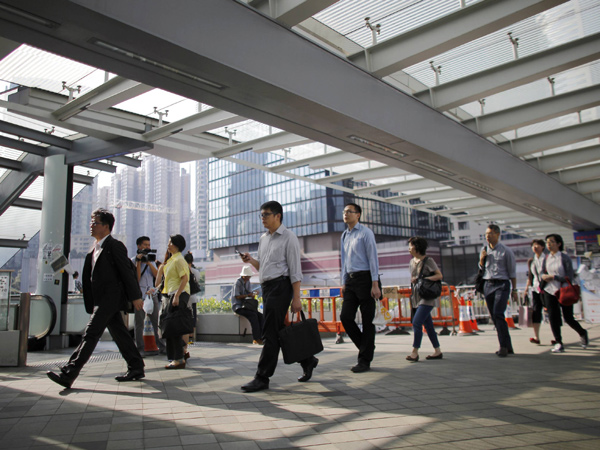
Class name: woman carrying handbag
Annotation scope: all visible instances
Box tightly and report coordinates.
[156,234,191,369]
[541,234,588,353]
[406,237,444,362]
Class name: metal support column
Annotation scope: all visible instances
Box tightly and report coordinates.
[35,154,70,340]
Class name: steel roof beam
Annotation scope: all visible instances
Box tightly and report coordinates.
[462,84,600,137]
[73,173,94,185]
[0,153,42,215]
[213,131,313,158]
[273,151,369,173]
[12,197,41,210]
[349,0,566,77]
[414,33,600,111]
[414,197,488,211]
[316,165,405,183]
[144,108,241,141]
[0,118,72,149]
[0,156,22,170]
[0,238,29,248]
[389,187,456,202]
[1,0,598,229]
[499,119,600,157]
[526,144,600,173]
[52,75,153,121]
[572,179,600,195]
[248,0,337,27]
[354,178,443,195]
[0,135,47,156]
[553,163,600,184]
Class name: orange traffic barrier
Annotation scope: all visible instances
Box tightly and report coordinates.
[143,315,159,353]
[505,300,518,329]
[458,298,477,335]
[467,300,481,332]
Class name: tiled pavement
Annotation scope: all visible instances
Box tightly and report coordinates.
[1,322,599,450]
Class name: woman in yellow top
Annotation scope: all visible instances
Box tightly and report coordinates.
[156,234,190,369]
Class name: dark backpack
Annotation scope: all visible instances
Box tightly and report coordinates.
[189,271,201,295]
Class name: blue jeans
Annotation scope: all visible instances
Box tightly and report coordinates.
[412,305,440,349]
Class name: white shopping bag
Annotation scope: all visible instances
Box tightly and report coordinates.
[143,294,154,315]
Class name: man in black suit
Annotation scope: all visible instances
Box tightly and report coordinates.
[47,208,145,389]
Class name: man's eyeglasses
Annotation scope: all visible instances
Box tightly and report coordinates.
[343,210,358,215]
[90,221,104,226]
[259,212,274,218]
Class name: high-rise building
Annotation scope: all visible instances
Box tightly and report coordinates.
[190,159,209,260]
[205,152,451,296]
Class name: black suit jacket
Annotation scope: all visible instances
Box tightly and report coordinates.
[82,235,142,314]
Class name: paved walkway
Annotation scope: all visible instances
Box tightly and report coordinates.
[1,322,599,450]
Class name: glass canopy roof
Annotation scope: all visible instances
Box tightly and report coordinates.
[0,0,598,254]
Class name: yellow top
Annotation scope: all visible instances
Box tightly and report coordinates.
[162,252,190,295]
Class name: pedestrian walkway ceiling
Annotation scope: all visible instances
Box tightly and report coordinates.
[0,0,599,248]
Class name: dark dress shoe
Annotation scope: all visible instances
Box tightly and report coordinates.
[496,348,508,357]
[298,358,318,382]
[241,378,269,392]
[115,369,145,381]
[47,371,74,389]
[351,363,370,373]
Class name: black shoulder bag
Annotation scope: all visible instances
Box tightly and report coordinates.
[415,257,442,301]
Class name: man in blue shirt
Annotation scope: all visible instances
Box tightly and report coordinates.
[479,224,518,357]
[340,203,381,373]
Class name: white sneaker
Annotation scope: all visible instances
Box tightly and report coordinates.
[551,343,564,353]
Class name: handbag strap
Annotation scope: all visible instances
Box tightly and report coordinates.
[292,310,307,323]
[564,276,574,287]
[417,256,429,279]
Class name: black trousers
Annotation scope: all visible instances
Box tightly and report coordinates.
[542,291,586,344]
[165,292,190,361]
[483,280,512,351]
[62,304,143,379]
[530,290,543,324]
[340,274,376,365]
[255,277,314,382]
[235,307,265,341]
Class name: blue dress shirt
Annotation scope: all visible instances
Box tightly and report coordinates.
[340,222,379,284]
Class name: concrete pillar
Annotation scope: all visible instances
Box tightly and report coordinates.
[35,154,70,337]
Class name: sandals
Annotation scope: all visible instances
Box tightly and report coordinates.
[425,353,443,360]
[529,338,540,344]
[405,355,419,362]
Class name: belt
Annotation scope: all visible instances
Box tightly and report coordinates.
[486,279,509,284]
[262,275,289,286]
[348,271,370,279]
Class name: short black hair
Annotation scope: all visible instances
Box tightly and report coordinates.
[92,208,115,231]
[345,203,362,220]
[136,236,150,246]
[545,233,564,251]
[408,236,428,255]
[487,223,501,234]
[261,201,283,222]
[169,234,186,252]
[73,271,79,278]
[531,239,545,247]
[184,252,194,264]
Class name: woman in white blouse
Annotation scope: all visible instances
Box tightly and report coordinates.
[540,234,588,353]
